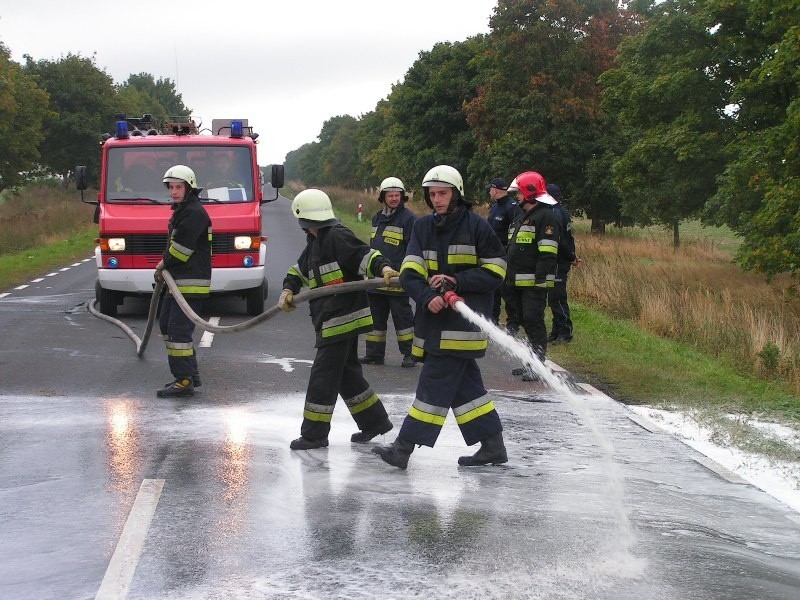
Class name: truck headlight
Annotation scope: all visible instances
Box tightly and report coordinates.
[234,236,253,250]
[108,238,126,251]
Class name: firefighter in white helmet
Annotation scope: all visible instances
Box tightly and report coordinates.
[373,165,510,469]
[278,188,400,450]
[155,165,212,398]
[360,177,418,368]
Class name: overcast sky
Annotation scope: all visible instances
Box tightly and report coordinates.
[1,0,497,165]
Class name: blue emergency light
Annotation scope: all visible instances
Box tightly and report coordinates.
[243,255,254,268]
[115,121,129,139]
[231,120,243,138]
[107,257,119,268]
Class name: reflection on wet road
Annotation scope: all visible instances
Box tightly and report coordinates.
[2,387,799,599]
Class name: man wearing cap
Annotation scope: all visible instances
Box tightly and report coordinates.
[546,183,579,344]
[486,178,521,334]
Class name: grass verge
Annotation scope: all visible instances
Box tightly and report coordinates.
[0,228,96,290]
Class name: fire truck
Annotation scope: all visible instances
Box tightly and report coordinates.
[76,115,284,317]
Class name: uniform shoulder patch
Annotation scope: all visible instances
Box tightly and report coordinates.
[545,225,554,235]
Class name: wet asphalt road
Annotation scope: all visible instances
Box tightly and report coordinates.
[1,198,799,599]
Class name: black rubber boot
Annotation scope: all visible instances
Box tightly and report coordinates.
[372,437,415,469]
[192,373,202,387]
[290,436,329,450]
[359,356,384,365]
[157,378,194,398]
[351,419,393,443]
[458,432,508,466]
[401,355,417,368]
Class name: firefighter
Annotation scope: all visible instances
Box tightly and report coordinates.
[485,177,522,334]
[546,183,579,344]
[372,165,508,469]
[506,171,560,381]
[154,165,212,398]
[278,189,400,450]
[360,177,418,368]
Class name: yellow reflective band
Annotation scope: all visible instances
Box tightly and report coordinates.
[348,393,379,415]
[366,332,387,342]
[169,245,191,262]
[177,286,210,295]
[396,332,414,341]
[481,263,507,279]
[448,255,478,265]
[401,261,427,277]
[425,260,439,271]
[303,409,333,422]
[409,405,447,426]
[322,316,373,338]
[167,348,194,357]
[321,269,344,284]
[440,338,488,351]
[454,400,497,425]
[539,245,558,254]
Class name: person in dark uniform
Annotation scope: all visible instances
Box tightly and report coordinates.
[155,165,212,398]
[278,188,400,450]
[485,177,521,334]
[372,165,509,469]
[360,177,418,368]
[546,183,579,344]
[506,171,560,381]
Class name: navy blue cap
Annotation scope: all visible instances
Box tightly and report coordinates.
[487,177,509,191]
[546,183,561,200]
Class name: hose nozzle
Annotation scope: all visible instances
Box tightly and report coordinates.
[443,290,463,308]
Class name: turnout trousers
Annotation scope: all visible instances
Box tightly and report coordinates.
[492,281,520,333]
[301,336,391,440]
[397,354,502,447]
[364,293,415,359]
[159,294,203,379]
[548,266,573,339]
[512,287,549,360]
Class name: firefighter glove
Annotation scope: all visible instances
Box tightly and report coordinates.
[278,289,295,312]
[382,266,400,286]
[154,260,165,283]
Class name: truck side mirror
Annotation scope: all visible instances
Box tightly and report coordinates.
[75,165,88,190]
[271,164,284,189]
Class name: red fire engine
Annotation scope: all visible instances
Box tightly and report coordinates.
[76,115,284,317]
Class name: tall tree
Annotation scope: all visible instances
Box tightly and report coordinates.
[375,37,488,199]
[703,0,800,276]
[466,0,640,216]
[600,0,732,246]
[319,115,360,187]
[0,43,52,191]
[23,53,116,182]
[116,73,190,122]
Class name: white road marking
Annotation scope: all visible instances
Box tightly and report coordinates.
[31,278,44,283]
[82,258,92,262]
[0,293,9,298]
[199,317,220,347]
[95,478,165,600]
[71,262,82,267]
[46,272,58,277]
[14,284,28,290]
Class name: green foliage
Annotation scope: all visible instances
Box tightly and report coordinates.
[600,1,731,242]
[467,0,642,216]
[758,341,781,375]
[23,53,116,183]
[117,73,190,119]
[0,43,52,191]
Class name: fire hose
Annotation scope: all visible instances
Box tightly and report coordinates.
[87,270,402,357]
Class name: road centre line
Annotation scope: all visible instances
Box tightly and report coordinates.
[199,317,220,348]
[95,478,165,600]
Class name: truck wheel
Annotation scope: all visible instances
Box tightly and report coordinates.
[246,279,267,316]
[95,279,120,318]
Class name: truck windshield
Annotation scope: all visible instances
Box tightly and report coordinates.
[105,146,255,203]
